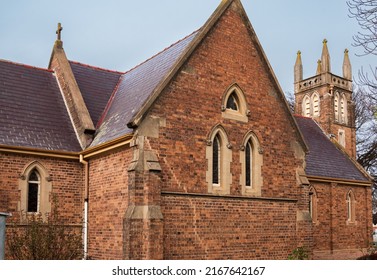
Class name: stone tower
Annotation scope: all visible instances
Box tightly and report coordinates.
[294,40,356,158]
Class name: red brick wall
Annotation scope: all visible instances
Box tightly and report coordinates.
[0,152,83,224]
[162,194,297,259]
[0,152,84,259]
[87,147,133,259]
[144,3,309,259]
[312,181,372,259]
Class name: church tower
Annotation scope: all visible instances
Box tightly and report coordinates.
[294,40,356,158]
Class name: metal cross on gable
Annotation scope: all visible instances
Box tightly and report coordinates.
[56,23,63,40]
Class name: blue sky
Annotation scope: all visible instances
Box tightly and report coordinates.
[0,0,373,94]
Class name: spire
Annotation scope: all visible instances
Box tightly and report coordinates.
[316,60,322,75]
[320,39,331,73]
[343,49,352,80]
[294,50,303,83]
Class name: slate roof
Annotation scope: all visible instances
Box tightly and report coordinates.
[295,115,369,182]
[90,30,199,146]
[0,59,81,152]
[69,61,123,126]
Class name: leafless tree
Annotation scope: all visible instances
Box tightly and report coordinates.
[353,87,377,215]
[347,0,377,217]
[284,91,295,113]
[347,0,377,56]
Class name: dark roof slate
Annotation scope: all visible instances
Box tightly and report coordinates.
[0,60,81,152]
[90,31,199,146]
[295,115,369,182]
[69,61,123,126]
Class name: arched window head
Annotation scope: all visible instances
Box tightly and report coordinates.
[222,84,249,122]
[206,125,232,195]
[240,131,263,196]
[302,95,311,117]
[27,169,40,213]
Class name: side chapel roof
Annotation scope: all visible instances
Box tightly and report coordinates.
[0,59,81,152]
[295,115,370,182]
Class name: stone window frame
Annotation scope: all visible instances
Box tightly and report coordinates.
[309,186,318,223]
[338,129,346,148]
[302,92,320,117]
[239,131,263,196]
[346,190,356,224]
[302,95,311,117]
[18,161,52,219]
[311,92,320,117]
[221,83,250,123]
[206,124,232,195]
[339,93,348,124]
[27,169,41,213]
[334,91,348,124]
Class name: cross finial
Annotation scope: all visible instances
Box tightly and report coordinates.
[56,23,63,41]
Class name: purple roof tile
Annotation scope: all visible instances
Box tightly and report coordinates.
[69,61,123,126]
[0,60,81,152]
[295,115,369,182]
[90,31,199,146]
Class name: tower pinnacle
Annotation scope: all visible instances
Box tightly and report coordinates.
[294,50,303,83]
[321,39,331,73]
[343,49,352,80]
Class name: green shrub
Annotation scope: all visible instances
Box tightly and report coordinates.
[288,247,309,260]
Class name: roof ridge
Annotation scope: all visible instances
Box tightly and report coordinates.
[0,58,54,73]
[69,60,125,74]
[95,74,124,129]
[123,29,201,76]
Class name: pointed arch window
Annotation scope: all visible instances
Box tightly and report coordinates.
[206,125,232,195]
[245,140,252,188]
[27,169,40,213]
[18,161,52,219]
[309,187,318,223]
[334,92,339,121]
[226,92,239,111]
[340,94,347,124]
[240,131,263,196]
[302,95,311,117]
[346,190,356,223]
[212,134,221,186]
[222,84,249,123]
[334,92,348,124]
[312,93,320,117]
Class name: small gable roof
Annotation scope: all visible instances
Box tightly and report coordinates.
[69,61,123,126]
[0,60,81,152]
[295,115,370,182]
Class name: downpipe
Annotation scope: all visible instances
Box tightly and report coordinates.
[79,154,89,260]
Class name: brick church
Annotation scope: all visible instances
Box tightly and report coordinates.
[0,0,373,259]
